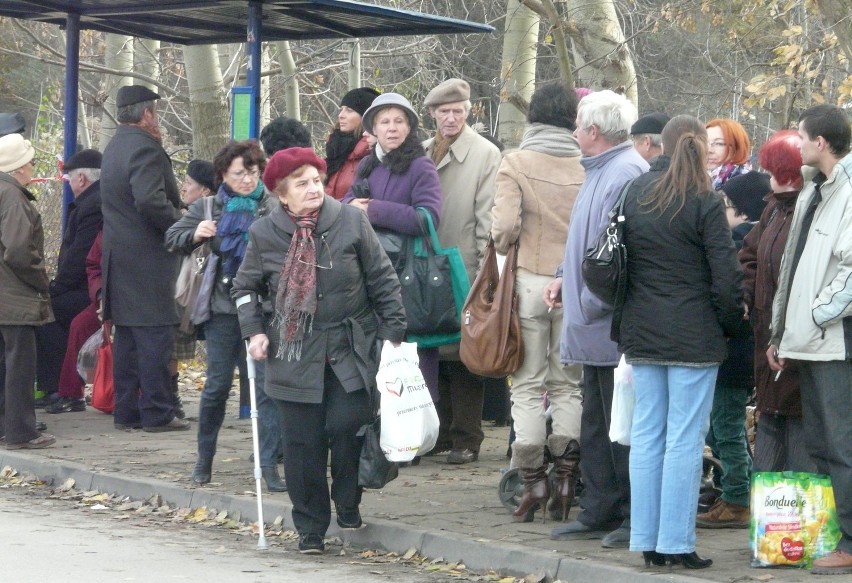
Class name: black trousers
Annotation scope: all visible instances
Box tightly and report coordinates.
[112,325,176,428]
[276,365,371,537]
[35,289,89,395]
[576,364,631,527]
[0,325,39,444]
[436,360,485,452]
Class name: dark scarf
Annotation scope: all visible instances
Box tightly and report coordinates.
[217,182,264,277]
[274,207,320,361]
[325,129,360,179]
[357,132,426,179]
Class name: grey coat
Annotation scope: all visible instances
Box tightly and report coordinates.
[164,191,272,316]
[100,125,182,326]
[232,196,406,403]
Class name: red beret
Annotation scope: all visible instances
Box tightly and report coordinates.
[262,147,327,191]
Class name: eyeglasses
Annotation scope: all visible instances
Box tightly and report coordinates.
[708,141,728,149]
[296,236,333,270]
[228,169,260,181]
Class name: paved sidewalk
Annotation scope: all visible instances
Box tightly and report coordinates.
[0,394,816,583]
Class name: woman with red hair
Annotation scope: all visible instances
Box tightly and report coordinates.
[739,130,815,473]
[706,118,752,190]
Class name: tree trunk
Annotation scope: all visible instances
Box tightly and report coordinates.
[101,34,133,143]
[498,0,540,148]
[565,0,638,105]
[260,43,271,130]
[184,44,229,160]
[348,40,361,89]
[273,41,301,120]
[135,39,160,91]
[814,0,852,65]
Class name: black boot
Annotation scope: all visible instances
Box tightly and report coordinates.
[171,374,186,420]
[665,552,713,569]
[548,435,580,522]
[192,457,212,485]
[511,443,550,523]
[262,466,287,492]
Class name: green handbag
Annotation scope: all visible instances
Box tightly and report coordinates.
[405,208,471,348]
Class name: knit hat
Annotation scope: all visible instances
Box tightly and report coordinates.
[186,159,215,191]
[117,85,161,108]
[0,133,35,173]
[721,171,771,221]
[263,147,327,192]
[361,92,420,135]
[340,87,381,117]
[64,149,102,172]
[423,78,471,108]
[631,112,671,136]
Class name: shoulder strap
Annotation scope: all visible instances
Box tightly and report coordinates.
[612,178,635,224]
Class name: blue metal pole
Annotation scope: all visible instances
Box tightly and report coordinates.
[247,1,262,139]
[62,11,80,231]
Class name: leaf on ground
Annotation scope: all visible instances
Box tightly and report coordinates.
[402,547,417,560]
[499,578,516,583]
[60,478,76,490]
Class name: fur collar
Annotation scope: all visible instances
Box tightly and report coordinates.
[357,132,426,178]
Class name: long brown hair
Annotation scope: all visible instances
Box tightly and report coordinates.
[641,115,710,217]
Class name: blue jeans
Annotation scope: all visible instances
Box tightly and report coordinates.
[199,314,282,468]
[706,385,753,506]
[629,364,717,554]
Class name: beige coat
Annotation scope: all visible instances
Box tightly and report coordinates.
[0,172,53,325]
[423,124,501,284]
[491,149,584,276]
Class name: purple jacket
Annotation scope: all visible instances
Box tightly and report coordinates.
[558,141,649,366]
[343,156,442,235]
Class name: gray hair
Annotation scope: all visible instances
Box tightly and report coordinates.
[577,90,637,144]
[429,99,472,115]
[633,133,663,147]
[116,100,155,124]
[70,167,101,182]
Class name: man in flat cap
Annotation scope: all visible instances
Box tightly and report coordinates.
[100,84,188,432]
[630,112,670,162]
[35,149,104,414]
[423,78,502,465]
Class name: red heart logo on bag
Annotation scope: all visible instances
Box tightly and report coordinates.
[780,537,804,562]
[385,378,404,397]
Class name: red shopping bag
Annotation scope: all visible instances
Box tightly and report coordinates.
[92,323,114,414]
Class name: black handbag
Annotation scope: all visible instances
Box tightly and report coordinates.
[357,388,398,489]
[399,209,460,336]
[582,180,634,306]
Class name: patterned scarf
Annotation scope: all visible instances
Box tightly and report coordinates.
[430,130,460,165]
[710,162,751,191]
[217,181,265,277]
[274,207,320,361]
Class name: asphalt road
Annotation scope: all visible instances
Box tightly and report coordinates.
[0,486,464,583]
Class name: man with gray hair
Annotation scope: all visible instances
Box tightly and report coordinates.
[37,149,104,413]
[545,90,648,546]
[100,85,187,432]
[630,112,669,162]
[423,78,502,465]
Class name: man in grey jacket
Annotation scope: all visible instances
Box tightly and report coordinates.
[100,85,187,433]
[767,105,852,575]
[544,90,648,547]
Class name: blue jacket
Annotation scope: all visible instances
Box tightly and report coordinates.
[558,141,648,366]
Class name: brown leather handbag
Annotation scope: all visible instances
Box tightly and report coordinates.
[459,237,524,377]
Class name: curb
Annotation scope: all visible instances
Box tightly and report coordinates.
[1,451,707,583]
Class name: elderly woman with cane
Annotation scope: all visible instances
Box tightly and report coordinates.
[232,147,406,554]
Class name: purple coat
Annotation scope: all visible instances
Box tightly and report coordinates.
[343,156,442,234]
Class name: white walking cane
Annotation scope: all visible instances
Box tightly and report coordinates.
[245,340,269,551]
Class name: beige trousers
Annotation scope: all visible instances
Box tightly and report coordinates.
[510,269,582,446]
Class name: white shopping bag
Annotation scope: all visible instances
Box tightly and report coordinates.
[376,341,440,462]
[609,355,634,445]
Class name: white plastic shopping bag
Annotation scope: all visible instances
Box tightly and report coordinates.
[376,341,439,462]
[609,354,634,445]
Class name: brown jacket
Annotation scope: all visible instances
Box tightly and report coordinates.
[740,191,802,416]
[491,148,584,276]
[0,172,53,325]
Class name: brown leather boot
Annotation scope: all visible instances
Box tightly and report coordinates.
[511,443,550,523]
[548,435,580,522]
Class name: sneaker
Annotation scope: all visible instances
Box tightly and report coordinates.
[695,499,749,529]
[6,433,56,450]
[812,549,852,575]
[44,397,86,414]
[298,533,325,554]
[446,449,478,464]
[337,507,364,529]
[34,393,60,409]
